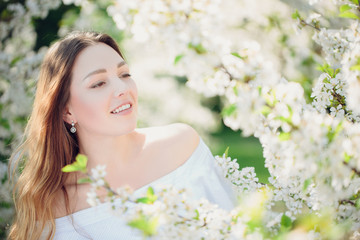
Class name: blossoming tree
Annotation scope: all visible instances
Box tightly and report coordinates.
[2,0,360,239]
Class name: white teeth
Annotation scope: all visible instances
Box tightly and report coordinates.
[112,104,131,113]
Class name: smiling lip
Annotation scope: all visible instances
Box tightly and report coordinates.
[110,102,133,114]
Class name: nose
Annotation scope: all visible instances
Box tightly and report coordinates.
[112,77,129,97]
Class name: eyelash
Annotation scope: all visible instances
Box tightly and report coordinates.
[122,73,131,78]
[91,73,132,88]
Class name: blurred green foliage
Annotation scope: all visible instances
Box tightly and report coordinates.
[199,91,269,183]
[210,124,269,183]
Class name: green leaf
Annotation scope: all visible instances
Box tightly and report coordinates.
[62,154,88,173]
[355,199,360,209]
[316,63,340,78]
[327,121,343,143]
[136,187,158,204]
[136,197,150,204]
[128,215,158,236]
[174,54,184,65]
[221,104,237,117]
[350,0,359,5]
[0,118,10,130]
[129,8,139,15]
[147,186,155,196]
[350,65,360,71]
[275,116,292,124]
[107,191,115,198]
[339,11,360,20]
[246,219,262,232]
[146,187,157,203]
[340,5,352,13]
[280,214,292,229]
[260,106,271,116]
[316,63,329,72]
[76,154,88,168]
[62,164,82,173]
[279,132,291,141]
[292,10,301,20]
[224,147,230,158]
[231,52,244,59]
[1,9,12,21]
[0,201,12,209]
[350,192,359,200]
[344,153,351,163]
[10,56,21,67]
[233,86,239,96]
[193,209,200,220]
[335,68,340,75]
[303,178,312,191]
[188,42,207,54]
[77,177,92,184]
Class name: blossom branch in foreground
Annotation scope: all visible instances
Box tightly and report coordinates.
[62,152,352,239]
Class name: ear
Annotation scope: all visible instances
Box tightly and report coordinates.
[63,106,76,124]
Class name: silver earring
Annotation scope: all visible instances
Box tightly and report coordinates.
[70,121,77,133]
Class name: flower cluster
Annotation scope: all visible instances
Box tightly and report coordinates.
[0,162,13,227]
[78,156,350,239]
[107,0,222,49]
[311,23,360,121]
[0,0,59,155]
[74,156,294,239]
[313,26,360,67]
[215,154,262,194]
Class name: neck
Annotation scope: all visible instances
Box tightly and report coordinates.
[76,129,145,171]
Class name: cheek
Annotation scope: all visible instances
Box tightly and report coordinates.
[131,80,138,102]
[70,91,108,123]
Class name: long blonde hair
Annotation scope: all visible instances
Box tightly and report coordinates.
[8,31,123,240]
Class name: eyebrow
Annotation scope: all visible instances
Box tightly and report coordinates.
[82,61,127,81]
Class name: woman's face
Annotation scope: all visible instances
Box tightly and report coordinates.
[65,43,138,137]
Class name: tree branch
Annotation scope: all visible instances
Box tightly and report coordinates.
[300,19,321,31]
[339,199,355,206]
[343,161,360,176]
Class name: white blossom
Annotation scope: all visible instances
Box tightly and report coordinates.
[86,188,101,207]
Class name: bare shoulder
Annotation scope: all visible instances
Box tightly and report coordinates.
[158,123,200,167]
[165,123,200,144]
[138,123,200,167]
[141,123,199,148]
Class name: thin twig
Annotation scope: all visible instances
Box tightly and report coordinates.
[300,19,321,31]
[218,64,235,80]
[343,161,360,176]
[339,199,355,206]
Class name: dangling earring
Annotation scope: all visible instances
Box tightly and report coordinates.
[70,121,77,133]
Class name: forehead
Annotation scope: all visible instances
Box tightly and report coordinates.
[71,43,124,80]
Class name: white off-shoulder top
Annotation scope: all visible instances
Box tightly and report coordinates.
[48,139,237,240]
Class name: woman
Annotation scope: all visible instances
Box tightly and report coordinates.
[9,31,236,240]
